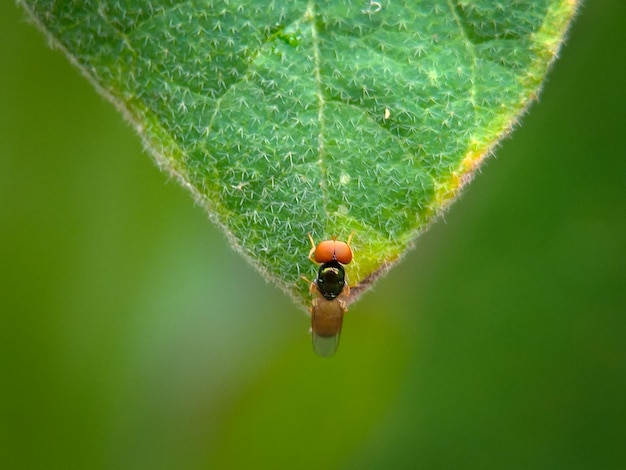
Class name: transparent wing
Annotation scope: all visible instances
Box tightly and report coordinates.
[312,332,341,357]
[310,296,345,357]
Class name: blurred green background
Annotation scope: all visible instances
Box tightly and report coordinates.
[2,2,625,469]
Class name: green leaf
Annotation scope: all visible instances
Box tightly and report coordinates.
[20,0,578,307]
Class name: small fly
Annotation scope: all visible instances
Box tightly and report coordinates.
[307,234,354,357]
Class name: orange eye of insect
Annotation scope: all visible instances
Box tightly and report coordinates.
[314,240,353,265]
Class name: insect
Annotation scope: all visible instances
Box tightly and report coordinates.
[307,233,354,357]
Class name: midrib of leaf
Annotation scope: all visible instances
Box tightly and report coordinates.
[307,2,329,226]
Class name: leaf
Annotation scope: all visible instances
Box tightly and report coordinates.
[20,0,579,307]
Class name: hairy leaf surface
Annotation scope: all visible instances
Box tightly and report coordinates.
[21,0,578,305]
